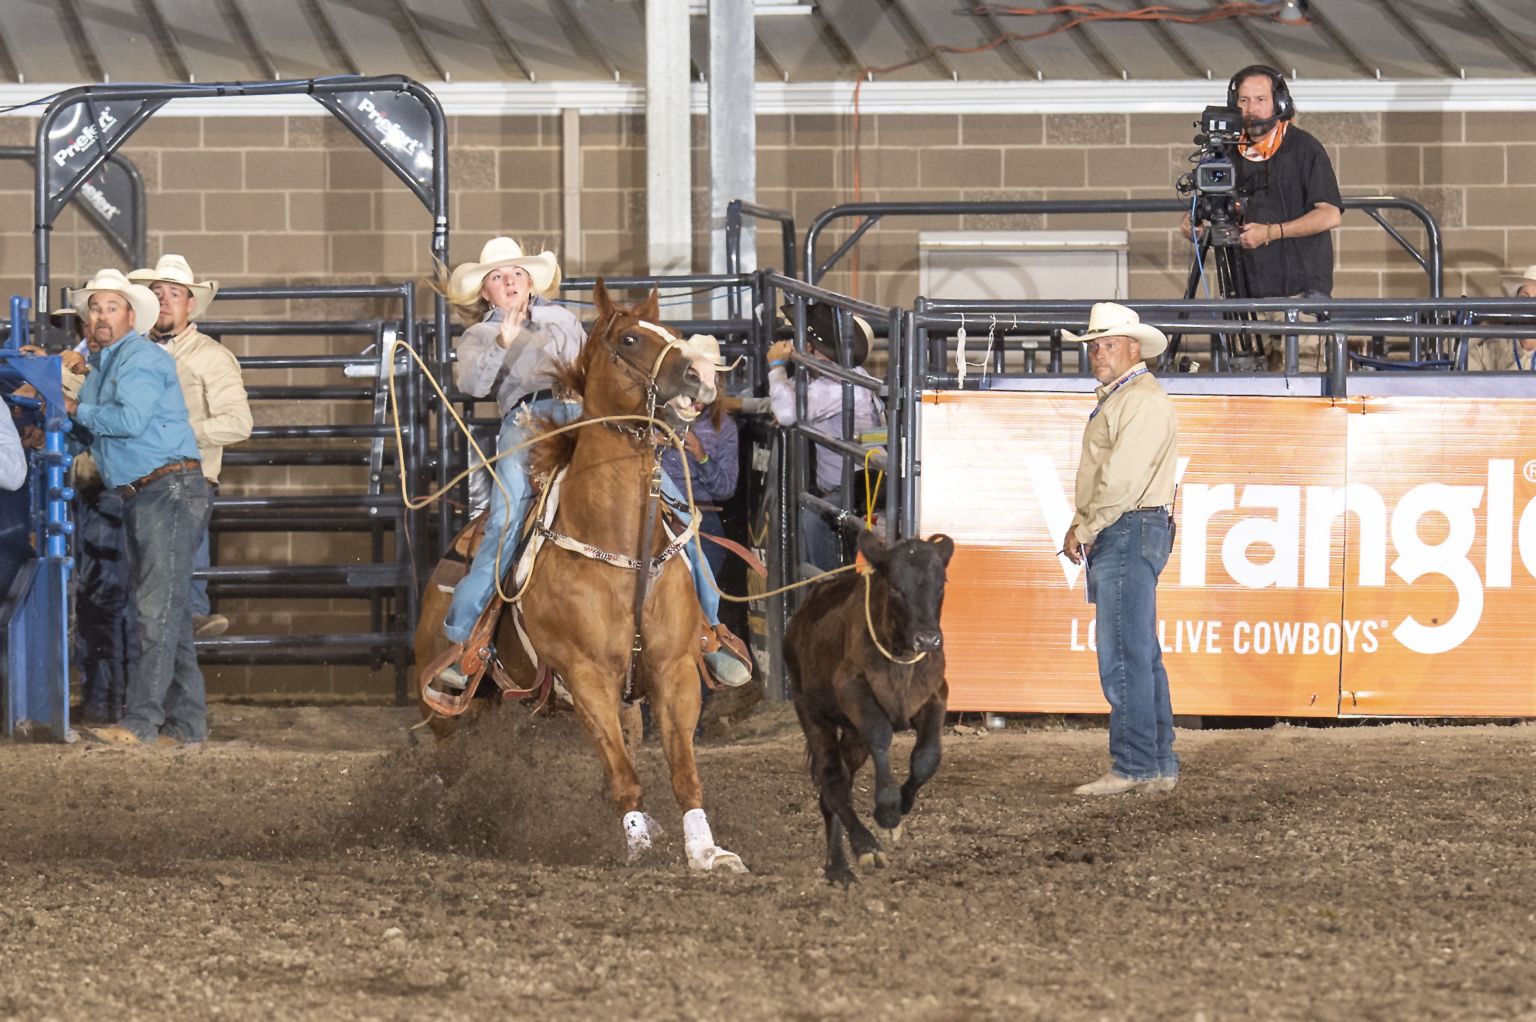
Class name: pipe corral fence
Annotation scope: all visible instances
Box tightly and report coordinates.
[7,75,1536,728]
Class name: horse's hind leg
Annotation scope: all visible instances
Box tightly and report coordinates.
[651,658,747,873]
[565,664,650,860]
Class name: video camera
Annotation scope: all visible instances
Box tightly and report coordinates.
[1177,105,1248,247]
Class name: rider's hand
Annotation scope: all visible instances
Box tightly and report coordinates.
[682,431,705,460]
[59,350,87,374]
[496,305,526,348]
[766,340,794,366]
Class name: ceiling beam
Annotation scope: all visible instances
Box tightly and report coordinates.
[880,0,957,80]
[754,34,790,83]
[57,0,106,83]
[0,18,21,83]
[1304,0,1379,77]
[1460,0,1536,74]
[135,0,193,81]
[301,0,361,77]
[1209,0,1288,74]
[965,0,1042,81]
[464,0,536,82]
[551,0,623,82]
[392,0,448,82]
[218,0,280,80]
[1376,0,1462,77]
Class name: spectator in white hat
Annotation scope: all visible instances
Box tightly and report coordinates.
[1467,265,1536,371]
[128,254,251,638]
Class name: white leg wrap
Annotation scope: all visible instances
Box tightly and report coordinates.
[623,811,652,861]
[682,808,748,874]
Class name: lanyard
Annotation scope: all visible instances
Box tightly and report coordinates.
[1514,340,1535,372]
[1088,366,1148,421]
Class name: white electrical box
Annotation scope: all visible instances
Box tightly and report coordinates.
[918,230,1129,301]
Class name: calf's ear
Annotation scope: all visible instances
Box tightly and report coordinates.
[857,528,890,570]
[928,533,955,566]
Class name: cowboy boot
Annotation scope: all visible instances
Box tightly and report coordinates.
[702,622,753,688]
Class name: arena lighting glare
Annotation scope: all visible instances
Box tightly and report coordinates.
[1276,0,1307,22]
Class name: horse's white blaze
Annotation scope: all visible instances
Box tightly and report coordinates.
[682,808,749,873]
[623,810,652,860]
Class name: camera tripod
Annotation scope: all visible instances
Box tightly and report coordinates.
[1162,201,1268,373]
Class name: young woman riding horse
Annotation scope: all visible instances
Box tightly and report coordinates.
[427,238,750,693]
[510,282,748,871]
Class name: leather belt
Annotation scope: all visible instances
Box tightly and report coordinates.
[120,459,200,500]
[509,388,554,411]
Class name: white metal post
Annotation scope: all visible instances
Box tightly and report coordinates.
[646,0,692,275]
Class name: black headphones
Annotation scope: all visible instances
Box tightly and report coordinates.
[1227,65,1295,123]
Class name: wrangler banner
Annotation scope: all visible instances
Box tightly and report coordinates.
[920,390,1536,717]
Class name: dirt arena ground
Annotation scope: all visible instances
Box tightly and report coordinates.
[3,700,1536,1022]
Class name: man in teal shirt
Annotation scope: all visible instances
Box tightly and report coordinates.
[66,269,209,748]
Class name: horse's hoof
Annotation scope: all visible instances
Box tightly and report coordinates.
[688,846,749,873]
[856,851,888,870]
[825,866,859,887]
[623,811,653,862]
[871,822,904,846]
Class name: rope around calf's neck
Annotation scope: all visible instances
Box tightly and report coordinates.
[862,569,925,665]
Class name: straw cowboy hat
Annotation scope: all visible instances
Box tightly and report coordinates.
[450,237,561,299]
[1500,264,1536,297]
[1062,302,1168,359]
[782,301,875,367]
[682,334,746,372]
[66,268,161,337]
[128,254,219,319]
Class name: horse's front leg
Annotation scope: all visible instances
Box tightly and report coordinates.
[564,659,651,861]
[650,653,748,873]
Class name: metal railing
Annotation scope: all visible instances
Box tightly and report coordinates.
[799,196,1444,296]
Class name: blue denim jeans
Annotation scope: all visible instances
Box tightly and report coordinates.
[443,403,725,646]
[188,481,217,618]
[1089,509,1176,782]
[118,466,211,744]
[800,486,843,573]
[76,489,135,722]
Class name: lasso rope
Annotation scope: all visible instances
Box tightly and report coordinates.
[383,336,851,604]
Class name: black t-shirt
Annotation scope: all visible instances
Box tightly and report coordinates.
[1233,125,1342,298]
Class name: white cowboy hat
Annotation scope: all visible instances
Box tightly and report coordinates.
[128,253,219,319]
[1500,264,1536,298]
[1061,302,1168,359]
[449,237,561,299]
[66,268,161,337]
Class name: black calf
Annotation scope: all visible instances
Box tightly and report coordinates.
[786,530,954,886]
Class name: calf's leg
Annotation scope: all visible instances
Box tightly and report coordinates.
[890,693,947,840]
[799,709,861,885]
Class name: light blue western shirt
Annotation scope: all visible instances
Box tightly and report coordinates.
[71,331,202,488]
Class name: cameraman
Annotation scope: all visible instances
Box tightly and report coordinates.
[1182,67,1343,364]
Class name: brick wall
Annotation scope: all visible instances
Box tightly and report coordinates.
[762,111,1536,306]
[3,106,1529,695]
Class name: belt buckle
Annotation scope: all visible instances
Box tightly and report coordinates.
[121,482,138,500]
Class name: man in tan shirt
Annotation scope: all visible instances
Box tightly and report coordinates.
[1060,303,1180,796]
[1467,265,1536,372]
[130,255,252,638]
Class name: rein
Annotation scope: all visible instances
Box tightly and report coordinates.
[860,567,926,665]
[599,316,688,700]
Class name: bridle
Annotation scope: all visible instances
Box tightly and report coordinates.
[594,312,691,697]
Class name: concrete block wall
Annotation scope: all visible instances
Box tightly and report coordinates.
[3,105,1529,695]
[763,111,1536,305]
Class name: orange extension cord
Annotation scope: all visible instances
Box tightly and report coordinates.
[846,3,1308,297]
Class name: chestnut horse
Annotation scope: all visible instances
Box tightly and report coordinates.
[414,282,745,873]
